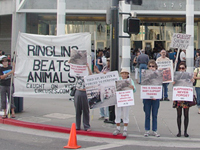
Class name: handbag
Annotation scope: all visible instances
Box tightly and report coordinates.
[193,68,199,86]
[70,86,76,97]
[188,95,197,107]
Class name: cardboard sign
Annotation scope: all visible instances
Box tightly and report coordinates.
[170,33,191,49]
[173,87,193,101]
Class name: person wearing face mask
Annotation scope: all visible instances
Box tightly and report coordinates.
[143,60,160,137]
[0,56,15,119]
[112,68,136,137]
[173,62,192,137]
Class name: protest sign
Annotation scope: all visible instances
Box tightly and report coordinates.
[173,72,193,101]
[116,90,134,107]
[84,71,119,109]
[173,87,193,101]
[115,79,134,107]
[157,60,174,83]
[14,32,91,98]
[170,33,191,49]
[69,49,88,76]
[140,86,162,99]
[141,70,163,99]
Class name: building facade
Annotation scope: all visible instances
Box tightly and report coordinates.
[0,0,200,54]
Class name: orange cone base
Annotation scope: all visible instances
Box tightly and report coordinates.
[63,145,81,149]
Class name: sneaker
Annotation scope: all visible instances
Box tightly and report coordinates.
[152,131,160,137]
[144,130,150,137]
[104,119,109,123]
[122,130,128,137]
[113,129,120,135]
[160,98,163,101]
[98,116,104,120]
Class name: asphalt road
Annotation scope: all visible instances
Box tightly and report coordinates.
[1,124,200,150]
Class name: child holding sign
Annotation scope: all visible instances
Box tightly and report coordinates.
[112,68,136,137]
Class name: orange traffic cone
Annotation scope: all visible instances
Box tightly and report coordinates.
[64,123,81,149]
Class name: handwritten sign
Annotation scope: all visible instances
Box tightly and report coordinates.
[170,33,191,49]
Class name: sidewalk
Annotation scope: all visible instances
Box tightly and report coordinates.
[0,72,200,139]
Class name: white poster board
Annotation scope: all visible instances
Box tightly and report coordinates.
[170,33,191,49]
[157,60,174,83]
[173,87,193,101]
[140,86,162,99]
[116,90,134,107]
[69,49,88,76]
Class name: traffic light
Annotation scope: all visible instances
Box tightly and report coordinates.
[124,17,140,34]
[125,0,142,5]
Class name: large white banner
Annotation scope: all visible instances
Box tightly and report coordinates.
[14,32,91,98]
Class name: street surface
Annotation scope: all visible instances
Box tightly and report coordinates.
[0,124,200,150]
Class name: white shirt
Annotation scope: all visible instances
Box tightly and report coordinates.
[180,51,186,61]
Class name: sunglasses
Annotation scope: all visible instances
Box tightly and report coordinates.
[149,65,155,68]
[179,67,185,70]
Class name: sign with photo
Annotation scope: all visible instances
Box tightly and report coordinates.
[170,33,191,49]
[115,79,134,107]
[173,72,193,101]
[157,60,174,83]
[14,32,91,98]
[84,71,119,109]
[69,49,88,76]
[141,70,163,99]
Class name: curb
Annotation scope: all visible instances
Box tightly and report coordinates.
[0,117,126,140]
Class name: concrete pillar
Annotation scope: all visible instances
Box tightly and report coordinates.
[197,22,200,49]
[57,0,66,35]
[119,1,131,72]
[11,0,26,55]
[186,0,194,73]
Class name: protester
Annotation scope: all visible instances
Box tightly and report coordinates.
[133,51,140,83]
[96,50,103,72]
[180,49,186,62]
[0,56,15,119]
[173,62,191,137]
[143,60,160,137]
[137,49,149,84]
[156,49,170,101]
[195,51,200,68]
[94,58,110,122]
[69,59,92,131]
[193,61,200,114]
[113,68,136,137]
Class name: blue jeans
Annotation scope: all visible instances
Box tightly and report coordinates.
[195,87,200,108]
[100,107,109,118]
[162,83,169,99]
[139,64,147,83]
[143,99,160,131]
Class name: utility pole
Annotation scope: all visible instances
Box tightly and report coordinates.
[109,0,119,123]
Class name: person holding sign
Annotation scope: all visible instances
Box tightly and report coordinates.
[193,62,200,114]
[173,62,191,137]
[69,59,93,131]
[0,56,15,119]
[112,68,136,137]
[143,60,160,137]
[156,50,170,101]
